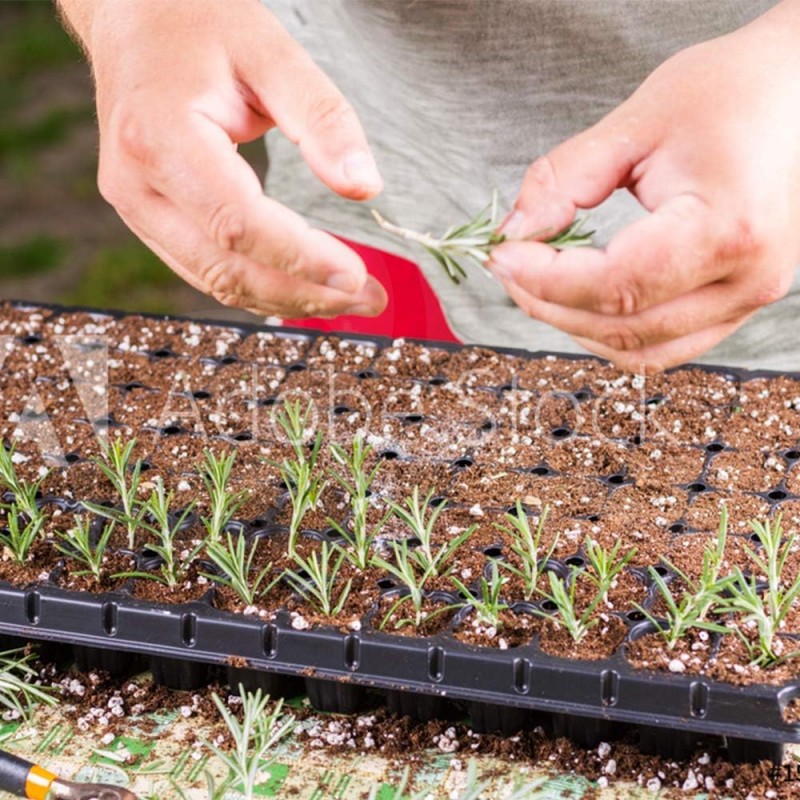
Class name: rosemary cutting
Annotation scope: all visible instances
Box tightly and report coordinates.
[372,191,593,284]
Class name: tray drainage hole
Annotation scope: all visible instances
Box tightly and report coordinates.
[540,599,558,613]
[192,390,212,400]
[651,564,670,578]
[705,442,725,454]
[428,376,449,386]
[565,556,586,569]
[551,426,572,440]
[258,397,279,407]
[645,395,665,407]
[479,419,496,432]
[626,610,646,622]
[606,473,627,485]
[161,425,183,436]
[573,390,591,403]
[64,452,81,465]
[427,646,445,682]
[151,348,174,359]
[219,355,238,365]
[263,624,278,658]
[668,521,686,534]
[233,431,253,442]
[24,590,40,625]
[768,489,788,502]
[102,602,118,636]
[356,369,378,380]
[403,413,425,424]
[483,546,503,559]
[20,334,43,345]
[181,612,198,647]
[430,496,447,508]
[379,450,400,461]
[287,362,307,373]
[529,465,551,477]
[333,405,352,416]
[687,482,708,493]
[785,449,800,462]
[377,578,396,591]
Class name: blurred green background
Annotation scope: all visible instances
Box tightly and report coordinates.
[0,0,266,319]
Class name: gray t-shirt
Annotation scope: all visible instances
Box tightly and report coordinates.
[262,1,798,370]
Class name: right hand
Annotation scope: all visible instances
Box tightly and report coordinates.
[62,0,388,318]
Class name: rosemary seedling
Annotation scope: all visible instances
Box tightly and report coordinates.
[717,514,800,667]
[54,516,117,583]
[584,536,637,602]
[284,541,353,617]
[85,437,144,550]
[0,442,46,524]
[327,436,387,569]
[0,647,56,721]
[372,191,593,285]
[634,509,733,649]
[0,504,45,565]
[273,400,327,556]
[201,449,249,543]
[451,562,509,630]
[203,685,294,800]
[116,479,200,589]
[390,488,475,578]
[495,502,556,600]
[203,533,276,609]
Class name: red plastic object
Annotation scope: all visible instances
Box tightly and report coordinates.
[283,237,460,343]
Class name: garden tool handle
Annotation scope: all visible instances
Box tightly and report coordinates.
[0,749,138,800]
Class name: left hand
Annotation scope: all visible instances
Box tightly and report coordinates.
[489,1,800,372]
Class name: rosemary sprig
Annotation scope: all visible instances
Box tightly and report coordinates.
[372,191,593,285]
[54,516,117,583]
[0,647,56,721]
[0,504,45,565]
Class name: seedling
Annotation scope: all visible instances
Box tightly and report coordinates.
[0,441,46,524]
[451,561,509,630]
[536,539,636,643]
[494,502,556,600]
[85,436,145,550]
[283,541,353,617]
[0,647,56,721]
[372,190,593,285]
[0,503,45,565]
[54,516,117,583]
[718,514,800,667]
[203,533,277,609]
[328,436,387,569]
[634,509,733,649]
[201,449,249,543]
[273,401,327,557]
[202,685,294,800]
[115,479,201,589]
[390,488,475,577]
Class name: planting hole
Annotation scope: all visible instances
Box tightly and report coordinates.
[551,426,572,440]
[377,578,396,591]
[540,599,558,613]
[20,334,42,345]
[64,452,80,465]
[452,456,473,469]
[705,442,725,453]
[428,376,448,386]
[479,419,496,432]
[483,546,503,559]
[669,521,686,534]
[530,464,551,477]
[687,482,707,493]
[233,431,253,442]
[565,555,586,569]
[785,449,800,461]
[626,610,646,622]
[356,369,378,380]
[161,425,183,436]
[192,390,212,400]
[573,390,591,402]
[403,413,425,424]
[287,361,307,373]
[379,449,400,461]
[606,473,627,485]
[150,348,174,359]
[768,489,788,502]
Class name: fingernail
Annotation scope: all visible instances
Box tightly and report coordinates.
[499,210,528,239]
[326,271,360,293]
[488,248,513,281]
[342,150,382,191]
[342,303,379,317]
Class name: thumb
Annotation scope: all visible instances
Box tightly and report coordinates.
[501,116,650,241]
[239,11,383,201]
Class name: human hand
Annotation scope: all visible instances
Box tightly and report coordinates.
[489,2,800,372]
[57,0,387,318]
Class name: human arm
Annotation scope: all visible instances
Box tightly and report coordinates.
[489,0,800,372]
[56,0,387,318]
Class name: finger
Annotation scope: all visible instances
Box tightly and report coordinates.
[571,314,754,374]
[106,115,369,293]
[118,186,387,319]
[495,271,766,352]
[236,10,382,199]
[491,192,731,316]
[500,116,650,240]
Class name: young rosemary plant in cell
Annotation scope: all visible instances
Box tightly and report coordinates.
[201,449,249,544]
[494,502,556,600]
[203,533,276,609]
[390,488,475,578]
[0,442,46,525]
[0,647,56,721]
[327,436,386,570]
[202,685,294,800]
[451,561,509,630]
[536,540,636,644]
[273,400,327,557]
[633,509,733,650]
[284,541,353,618]
[0,504,45,565]
[117,479,200,589]
[83,436,144,550]
[372,190,593,285]
[717,514,800,667]
[54,516,117,583]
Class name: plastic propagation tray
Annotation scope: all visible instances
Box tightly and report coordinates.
[2,301,800,766]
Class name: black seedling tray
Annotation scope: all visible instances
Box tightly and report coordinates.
[3,301,800,766]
